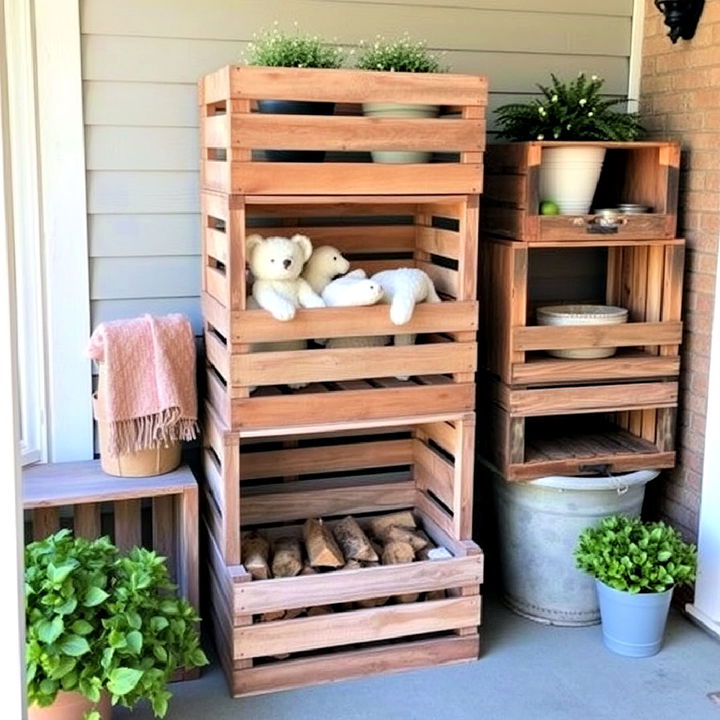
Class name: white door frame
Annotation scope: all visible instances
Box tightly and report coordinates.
[34,0,93,461]
[686,248,720,639]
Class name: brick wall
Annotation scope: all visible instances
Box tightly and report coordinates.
[640,0,720,541]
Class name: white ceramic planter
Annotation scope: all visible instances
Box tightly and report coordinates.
[539,145,607,215]
[536,304,629,359]
[362,103,438,163]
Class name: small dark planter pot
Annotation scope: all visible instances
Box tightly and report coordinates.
[258,100,335,162]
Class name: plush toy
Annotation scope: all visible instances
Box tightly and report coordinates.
[320,269,388,350]
[246,233,325,321]
[301,245,351,295]
[371,268,442,381]
[371,268,441,325]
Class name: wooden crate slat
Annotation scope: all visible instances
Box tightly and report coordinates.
[506,381,678,417]
[231,342,476,387]
[234,554,482,615]
[234,595,480,660]
[114,499,142,551]
[73,503,101,539]
[417,421,456,457]
[152,495,176,582]
[32,507,60,540]
[240,474,415,526]
[218,162,483,196]
[230,635,479,698]
[224,66,487,106]
[241,438,412,480]
[227,301,477,344]
[413,440,454,510]
[512,321,682,352]
[228,114,484,153]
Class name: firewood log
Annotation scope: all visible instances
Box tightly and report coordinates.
[341,559,362,570]
[369,511,416,538]
[271,536,303,578]
[304,518,345,568]
[425,589,447,601]
[259,610,285,622]
[379,525,429,552]
[241,531,271,580]
[333,516,379,562]
[307,605,334,616]
[381,540,418,603]
[284,607,305,620]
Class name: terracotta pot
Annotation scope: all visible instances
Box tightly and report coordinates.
[28,691,111,720]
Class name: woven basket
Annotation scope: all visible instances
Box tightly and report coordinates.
[94,363,181,477]
[536,304,629,359]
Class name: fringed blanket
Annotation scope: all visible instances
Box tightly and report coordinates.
[88,314,199,456]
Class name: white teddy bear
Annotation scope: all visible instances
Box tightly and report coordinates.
[302,245,351,295]
[321,270,388,349]
[246,233,325,321]
[371,268,442,325]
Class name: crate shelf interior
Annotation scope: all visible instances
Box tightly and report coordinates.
[203,193,479,429]
[481,237,684,386]
[199,65,487,195]
[203,403,476,566]
[201,411,481,697]
[482,141,680,242]
[485,377,678,481]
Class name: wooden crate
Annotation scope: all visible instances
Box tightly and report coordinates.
[199,65,487,195]
[203,193,478,430]
[203,403,476,565]
[481,237,684,386]
[206,508,482,697]
[484,377,678,481]
[23,462,199,612]
[482,141,680,242]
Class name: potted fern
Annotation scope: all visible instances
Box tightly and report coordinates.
[494,73,644,214]
[245,24,344,162]
[356,34,445,163]
[26,530,208,720]
[575,515,696,657]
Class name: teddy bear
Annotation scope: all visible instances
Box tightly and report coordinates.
[320,270,388,349]
[245,232,325,391]
[301,245,351,295]
[246,232,325,321]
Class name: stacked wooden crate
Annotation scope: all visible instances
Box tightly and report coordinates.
[481,141,684,481]
[198,65,487,696]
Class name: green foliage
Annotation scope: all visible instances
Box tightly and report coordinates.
[575,515,697,594]
[25,530,208,719]
[245,24,344,68]
[356,34,444,73]
[494,73,644,142]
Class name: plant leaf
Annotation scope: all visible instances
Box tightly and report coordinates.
[60,635,91,657]
[83,586,109,607]
[38,616,64,645]
[126,630,143,655]
[71,619,94,636]
[107,667,144,696]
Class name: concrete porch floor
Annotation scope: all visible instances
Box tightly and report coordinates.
[115,593,720,720]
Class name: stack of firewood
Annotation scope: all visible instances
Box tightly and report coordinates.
[241,510,452,622]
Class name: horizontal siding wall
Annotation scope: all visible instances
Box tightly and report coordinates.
[81,0,633,334]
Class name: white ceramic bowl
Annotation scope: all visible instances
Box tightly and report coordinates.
[536,304,629,359]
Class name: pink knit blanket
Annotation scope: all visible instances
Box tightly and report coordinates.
[88,314,199,456]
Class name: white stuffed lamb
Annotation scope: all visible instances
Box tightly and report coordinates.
[321,270,388,349]
[371,268,442,325]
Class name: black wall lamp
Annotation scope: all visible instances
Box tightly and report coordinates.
[654,0,705,43]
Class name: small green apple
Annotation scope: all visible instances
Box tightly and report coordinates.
[539,200,560,215]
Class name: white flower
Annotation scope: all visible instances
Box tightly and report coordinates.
[591,74,598,81]
[551,94,558,103]
[538,107,546,116]
[553,131,560,139]
[587,111,594,117]
[537,134,544,140]
[579,98,587,106]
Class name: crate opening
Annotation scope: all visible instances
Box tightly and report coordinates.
[523,412,662,469]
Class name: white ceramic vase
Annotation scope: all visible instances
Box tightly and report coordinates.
[536,304,628,359]
[362,103,439,163]
[539,146,607,215]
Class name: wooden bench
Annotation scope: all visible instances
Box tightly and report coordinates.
[23,461,199,612]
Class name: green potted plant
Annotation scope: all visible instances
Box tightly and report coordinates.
[356,34,445,163]
[26,530,208,720]
[245,24,344,162]
[575,515,696,657]
[494,73,644,214]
